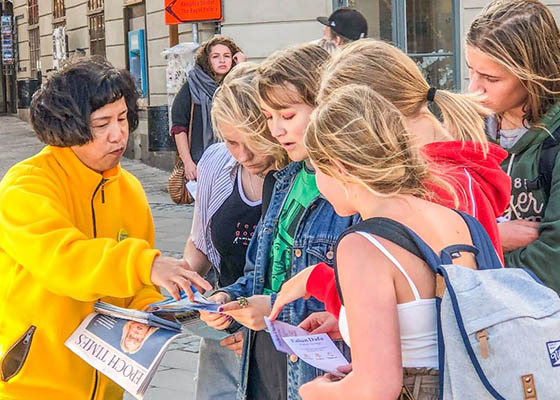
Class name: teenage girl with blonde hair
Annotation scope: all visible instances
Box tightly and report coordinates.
[199,44,357,400]
[466,0,560,293]
[298,84,481,400]
[183,62,287,400]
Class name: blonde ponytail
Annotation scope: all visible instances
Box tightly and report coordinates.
[306,84,454,200]
[318,39,489,152]
[431,89,488,149]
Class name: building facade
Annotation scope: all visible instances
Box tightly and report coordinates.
[2,0,560,169]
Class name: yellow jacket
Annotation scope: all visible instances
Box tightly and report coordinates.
[0,146,163,400]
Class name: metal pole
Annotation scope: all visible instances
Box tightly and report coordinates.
[192,23,199,44]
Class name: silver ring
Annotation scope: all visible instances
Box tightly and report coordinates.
[237,297,249,308]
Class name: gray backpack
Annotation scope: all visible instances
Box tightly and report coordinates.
[336,211,560,399]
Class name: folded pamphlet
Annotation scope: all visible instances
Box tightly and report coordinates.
[264,317,350,375]
[149,291,221,313]
[264,316,309,354]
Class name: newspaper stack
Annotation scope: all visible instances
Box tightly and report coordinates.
[94,302,182,331]
[66,313,185,399]
[66,294,230,399]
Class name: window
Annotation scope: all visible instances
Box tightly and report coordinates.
[340,0,460,90]
[405,0,457,90]
[52,0,67,68]
[28,0,40,74]
[29,26,40,74]
[88,0,105,57]
[27,0,38,25]
[53,0,65,21]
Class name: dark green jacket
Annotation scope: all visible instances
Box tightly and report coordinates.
[497,101,560,293]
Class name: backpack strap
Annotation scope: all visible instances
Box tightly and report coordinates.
[261,170,277,217]
[334,210,500,305]
[334,217,441,306]
[452,210,503,270]
[526,126,560,198]
[539,126,560,198]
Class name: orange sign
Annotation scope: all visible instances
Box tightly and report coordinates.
[164,0,222,24]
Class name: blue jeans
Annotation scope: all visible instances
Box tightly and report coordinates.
[194,337,241,400]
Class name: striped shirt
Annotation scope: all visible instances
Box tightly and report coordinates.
[191,143,238,272]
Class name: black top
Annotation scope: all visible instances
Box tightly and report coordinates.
[171,81,207,164]
[210,169,261,287]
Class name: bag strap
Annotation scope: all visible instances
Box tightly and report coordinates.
[187,101,194,147]
[261,170,277,217]
[537,126,560,198]
[334,210,501,305]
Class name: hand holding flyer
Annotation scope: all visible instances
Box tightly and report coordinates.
[264,317,349,375]
[264,316,309,354]
[282,334,350,376]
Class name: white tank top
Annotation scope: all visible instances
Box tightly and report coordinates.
[338,231,438,369]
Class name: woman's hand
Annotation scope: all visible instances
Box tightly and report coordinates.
[498,219,539,252]
[269,264,317,321]
[220,331,244,356]
[219,295,271,331]
[298,311,341,340]
[199,292,232,330]
[183,158,198,181]
[150,256,212,300]
[232,51,247,64]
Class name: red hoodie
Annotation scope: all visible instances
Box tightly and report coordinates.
[306,141,511,317]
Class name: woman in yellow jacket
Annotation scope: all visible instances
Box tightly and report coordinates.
[0,57,211,400]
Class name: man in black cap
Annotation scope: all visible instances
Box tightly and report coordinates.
[317,7,368,47]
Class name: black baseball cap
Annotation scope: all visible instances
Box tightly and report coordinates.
[317,7,368,41]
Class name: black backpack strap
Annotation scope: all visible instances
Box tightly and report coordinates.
[333,218,435,306]
[261,170,277,217]
[333,211,500,305]
[537,127,560,199]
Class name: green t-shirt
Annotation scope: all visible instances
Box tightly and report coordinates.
[264,165,320,294]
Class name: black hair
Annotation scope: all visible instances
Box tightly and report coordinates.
[30,56,140,147]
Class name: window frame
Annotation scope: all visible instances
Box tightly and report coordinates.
[88,0,105,57]
[53,0,65,21]
[333,0,461,90]
[391,0,460,90]
[28,26,40,75]
[27,0,38,26]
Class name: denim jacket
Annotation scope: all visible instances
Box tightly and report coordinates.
[220,162,358,400]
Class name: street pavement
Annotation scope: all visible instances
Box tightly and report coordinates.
[0,116,201,400]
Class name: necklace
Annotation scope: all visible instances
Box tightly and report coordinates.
[244,167,256,199]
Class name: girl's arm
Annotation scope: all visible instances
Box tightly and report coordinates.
[299,233,403,400]
[183,237,212,277]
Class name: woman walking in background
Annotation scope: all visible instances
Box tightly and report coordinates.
[171,36,245,182]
